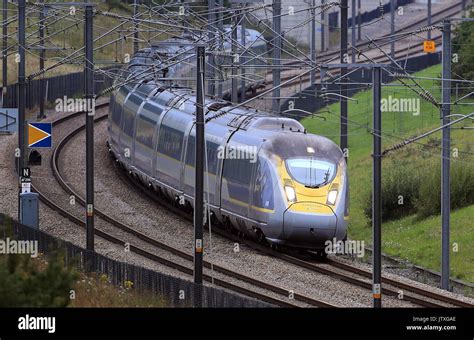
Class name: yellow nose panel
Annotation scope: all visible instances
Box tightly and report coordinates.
[289,202,334,214]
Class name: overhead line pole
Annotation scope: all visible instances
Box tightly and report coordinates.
[17,0,26,224]
[390,0,395,63]
[427,0,432,40]
[441,20,451,291]
[133,0,139,53]
[357,0,361,41]
[372,65,382,308]
[240,4,246,102]
[217,0,224,98]
[310,0,316,86]
[18,0,27,170]
[231,7,239,103]
[340,0,348,159]
[351,0,356,63]
[38,0,45,119]
[208,0,216,97]
[272,0,281,113]
[85,4,95,252]
[321,0,325,52]
[2,0,7,106]
[194,45,205,307]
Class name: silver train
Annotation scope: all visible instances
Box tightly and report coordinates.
[107,33,349,251]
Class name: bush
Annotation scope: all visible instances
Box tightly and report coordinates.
[0,251,78,307]
[363,158,421,222]
[364,157,474,222]
[415,161,474,218]
[452,10,474,89]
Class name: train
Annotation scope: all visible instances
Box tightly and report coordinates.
[107,30,349,253]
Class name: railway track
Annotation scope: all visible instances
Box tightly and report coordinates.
[127,166,474,308]
[31,105,336,308]
[27,1,471,308]
[32,103,473,308]
[101,125,474,308]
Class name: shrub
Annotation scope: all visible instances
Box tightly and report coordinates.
[363,156,474,222]
[363,158,421,222]
[415,161,474,218]
[0,251,78,307]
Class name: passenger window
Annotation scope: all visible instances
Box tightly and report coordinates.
[186,136,195,166]
[206,142,219,175]
[186,138,218,175]
[135,115,156,148]
[122,110,135,137]
[157,125,183,160]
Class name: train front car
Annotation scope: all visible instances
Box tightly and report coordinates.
[258,132,348,252]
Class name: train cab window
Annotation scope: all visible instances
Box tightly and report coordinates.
[253,158,274,210]
[157,125,183,160]
[135,115,156,149]
[285,158,337,188]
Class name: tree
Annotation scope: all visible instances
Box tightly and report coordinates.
[0,251,78,307]
[452,10,474,88]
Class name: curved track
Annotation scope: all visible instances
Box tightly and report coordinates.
[121,168,474,308]
[33,105,473,308]
[32,106,336,308]
[28,1,471,308]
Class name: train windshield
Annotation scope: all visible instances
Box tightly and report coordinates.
[285,158,337,188]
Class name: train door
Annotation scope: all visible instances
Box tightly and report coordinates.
[220,133,259,218]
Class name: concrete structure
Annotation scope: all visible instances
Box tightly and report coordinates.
[253,0,385,51]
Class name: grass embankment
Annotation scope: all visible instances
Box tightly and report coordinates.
[0,0,137,85]
[301,64,474,282]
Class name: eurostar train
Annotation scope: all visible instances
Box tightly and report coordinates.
[107,33,349,252]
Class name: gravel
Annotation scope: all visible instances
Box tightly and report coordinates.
[55,117,420,307]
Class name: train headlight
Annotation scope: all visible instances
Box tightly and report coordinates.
[327,190,338,205]
[284,186,297,203]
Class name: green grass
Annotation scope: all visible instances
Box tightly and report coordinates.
[1,1,146,84]
[301,64,474,282]
[383,205,474,283]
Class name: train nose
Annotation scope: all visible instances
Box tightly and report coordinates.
[283,202,337,248]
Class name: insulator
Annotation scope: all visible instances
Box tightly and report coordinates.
[418,25,437,33]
